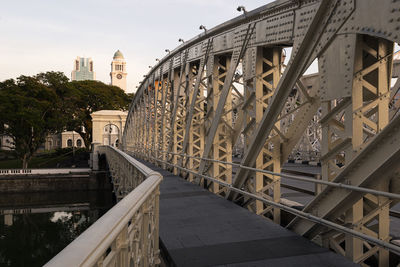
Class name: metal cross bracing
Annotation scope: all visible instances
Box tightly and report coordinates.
[290,34,396,266]
[153,77,163,163]
[122,0,400,266]
[167,50,189,175]
[241,47,283,223]
[159,71,174,168]
[206,54,233,195]
[179,42,210,182]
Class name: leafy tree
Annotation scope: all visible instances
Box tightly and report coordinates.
[67,80,131,148]
[0,72,132,167]
[0,72,68,168]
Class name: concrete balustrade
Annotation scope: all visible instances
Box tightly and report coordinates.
[45,145,162,267]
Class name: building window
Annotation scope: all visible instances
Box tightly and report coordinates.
[75,60,79,70]
[82,60,84,67]
[77,139,82,147]
[67,139,72,147]
[90,62,93,72]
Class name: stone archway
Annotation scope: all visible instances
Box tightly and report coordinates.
[103,124,120,147]
[91,110,128,149]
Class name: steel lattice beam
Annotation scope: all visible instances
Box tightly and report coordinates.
[121,1,400,266]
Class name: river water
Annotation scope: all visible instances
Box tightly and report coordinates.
[0,190,115,266]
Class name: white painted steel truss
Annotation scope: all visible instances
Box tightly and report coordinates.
[122,0,400,265]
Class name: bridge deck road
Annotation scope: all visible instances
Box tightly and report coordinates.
[138,160,357,267]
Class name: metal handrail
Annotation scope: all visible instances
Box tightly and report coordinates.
[128,146,400,201]
[146,154,400,256]
[99,145,158,177]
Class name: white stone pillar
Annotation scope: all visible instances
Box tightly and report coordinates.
[91,142,101,170]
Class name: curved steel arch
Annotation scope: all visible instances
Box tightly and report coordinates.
[122,0,400,265]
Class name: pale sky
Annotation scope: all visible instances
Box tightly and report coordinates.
[0,0,272,93]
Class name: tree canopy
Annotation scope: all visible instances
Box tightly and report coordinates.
[0,72,68,168]
[0,72,133,168]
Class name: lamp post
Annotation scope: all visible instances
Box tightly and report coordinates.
[237,6,247,15]
[72,131,75,166]
[199,25,207,33]
[72,131,75,157]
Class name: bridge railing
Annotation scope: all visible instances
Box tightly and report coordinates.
[126,146,400,257]
[0,168,91,175]
[45,145,162,267]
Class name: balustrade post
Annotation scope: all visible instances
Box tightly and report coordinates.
[314,174,322,195]
[91,142,101,171]
[142,201,150,267]
[154,186,161,265]
[118,226,129,266]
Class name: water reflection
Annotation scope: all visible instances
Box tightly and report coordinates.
[0,190,115,266]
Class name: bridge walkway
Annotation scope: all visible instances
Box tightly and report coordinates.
[138,160,357,267]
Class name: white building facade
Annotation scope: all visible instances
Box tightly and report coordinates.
[91,110,128,148]
[61,131,85,148]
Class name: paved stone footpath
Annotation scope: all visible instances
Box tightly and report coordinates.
[140,160,358,267]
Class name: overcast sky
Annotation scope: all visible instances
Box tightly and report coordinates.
[0,0,272,93]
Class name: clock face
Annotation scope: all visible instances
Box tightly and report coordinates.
[116,74,123,79]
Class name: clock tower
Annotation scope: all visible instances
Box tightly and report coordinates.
[110,50,127,92]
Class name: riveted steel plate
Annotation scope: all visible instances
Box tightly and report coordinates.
[243,47,257,81]
[310,0,354,59]
[338,0,400,44]
[213,31,234,53]
[255,11,294,45]
[188,42,204,62]
[319,34,356,101]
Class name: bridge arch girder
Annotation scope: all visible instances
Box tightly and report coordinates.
[122,1,400,266]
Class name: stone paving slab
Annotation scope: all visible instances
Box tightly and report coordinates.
[139,161,358,267]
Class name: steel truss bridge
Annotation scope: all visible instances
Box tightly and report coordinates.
[122,0,400,265]
[48,0,400,266]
